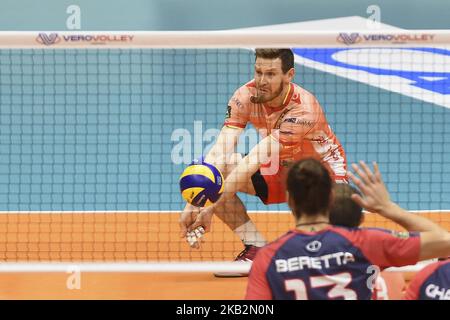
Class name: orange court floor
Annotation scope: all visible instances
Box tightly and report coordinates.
[0,211,447,299]
[0,272,248,300]
[0,271,419,300]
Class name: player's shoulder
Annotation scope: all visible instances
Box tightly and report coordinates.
[413,260,447,285]
[434,259,450,278]
[438,259,450,269]
[333,227,420,253]
[362,227,420,239]
[231,80,256,104]
[424,259,450,275]
[327,225,364,237]
[287,83,322,119]
[328,226,397,242]
[291,83,320,107]
[339,226,412,236]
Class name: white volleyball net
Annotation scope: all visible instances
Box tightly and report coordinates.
[0,31,448,299]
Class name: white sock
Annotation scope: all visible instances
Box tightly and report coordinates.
[233,220,267,247]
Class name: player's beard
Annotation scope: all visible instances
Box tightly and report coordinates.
[252,82,284,104]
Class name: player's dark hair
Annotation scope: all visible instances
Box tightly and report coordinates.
[287,158,332,218]
[255,49,294,74]
[329,184,363,228]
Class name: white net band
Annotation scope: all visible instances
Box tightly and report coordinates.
[0,30,449,48]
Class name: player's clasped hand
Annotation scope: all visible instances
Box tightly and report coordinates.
[186,226,205,249]
[191,205,214,232]
[179,203,213,249]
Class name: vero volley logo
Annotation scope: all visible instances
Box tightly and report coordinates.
[36,33,61,46]
[36,33,134,46]
[337,32,436,46]
[337,33,362,45]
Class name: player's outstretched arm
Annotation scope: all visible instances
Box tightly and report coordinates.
[190,135,280,233]
[179,126,242,245]
[348,161,450,261]
[179,203,199,237]
[204,125,243,174]
[213,134,279,205]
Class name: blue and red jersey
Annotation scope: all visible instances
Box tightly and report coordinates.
[404,260,450,300]
[246,226,420,300]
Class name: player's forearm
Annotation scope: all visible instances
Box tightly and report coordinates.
[218,135,274,203]
[204,127,241,173]
[220,154,261,202]
[380,202,447,234]
[204,145,228,174]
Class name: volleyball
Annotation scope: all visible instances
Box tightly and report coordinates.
[179,159,224,207]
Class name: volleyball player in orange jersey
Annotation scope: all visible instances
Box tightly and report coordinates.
[179,49,347,276]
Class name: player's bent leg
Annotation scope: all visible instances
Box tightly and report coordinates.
[220,152,257,195]
[212,194,263,277]
[213,194,250,233]
[213,152,256,231]
[212,154,266,277]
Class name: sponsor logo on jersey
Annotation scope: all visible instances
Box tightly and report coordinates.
[275,252,355,272]
[282,117,314,127]
[392,231,410,239]
[232,97,242,108]
[291,93,301,104]
[311,135,327,145]
[225,105,231,119]
[425,284,450,300]
[305,240,322,252]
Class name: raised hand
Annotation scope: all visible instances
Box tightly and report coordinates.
[347,161,391,214]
